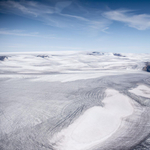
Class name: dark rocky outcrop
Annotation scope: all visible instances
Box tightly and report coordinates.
[113,53,125,57]
[143,62,150,72]
[37,55,49,58]
[87,52,104,55]
[0,56,7,61]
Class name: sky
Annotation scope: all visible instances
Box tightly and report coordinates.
[0,0,150,53]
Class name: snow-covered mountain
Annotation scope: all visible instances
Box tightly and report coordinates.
[0,51,149,82]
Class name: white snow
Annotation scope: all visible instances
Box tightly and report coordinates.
[0,51,149,150]
[129,85,150,98]
[0,51,149,82]
[50,89,134,150]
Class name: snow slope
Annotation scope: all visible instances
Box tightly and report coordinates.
[0,51,150,150]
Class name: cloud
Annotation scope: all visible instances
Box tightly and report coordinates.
[103,10,150,30]
[59,13,89,21]
[101,27,110,34]
[55,1,72,13]
[0,29,37,36]
[0,29,55,38]
[0,0,109,31]
[0,0,54,17]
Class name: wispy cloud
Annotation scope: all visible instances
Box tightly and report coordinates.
[103,10,150,30]
[59,13,89,22]
[101,27,110,34]
[0,0,54,17]
[0,28,55,38]
[0,0,109,31]
[88,20,111,35]
[0,29,38,36]
[55,1,72,13]
[0,1,85,24]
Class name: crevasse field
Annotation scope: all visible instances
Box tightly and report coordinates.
[0,51,150,150]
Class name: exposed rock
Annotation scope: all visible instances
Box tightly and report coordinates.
[143,62,150,72]
[37,55,49,58]
[113,53,125,57]
[87,52,104,55]
[0,56,7,61]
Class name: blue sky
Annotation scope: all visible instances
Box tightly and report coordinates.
[0,0,150,53]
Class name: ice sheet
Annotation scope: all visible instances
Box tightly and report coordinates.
[50,89,133,150]
[129,84,150,98]
[0,51,149,82]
